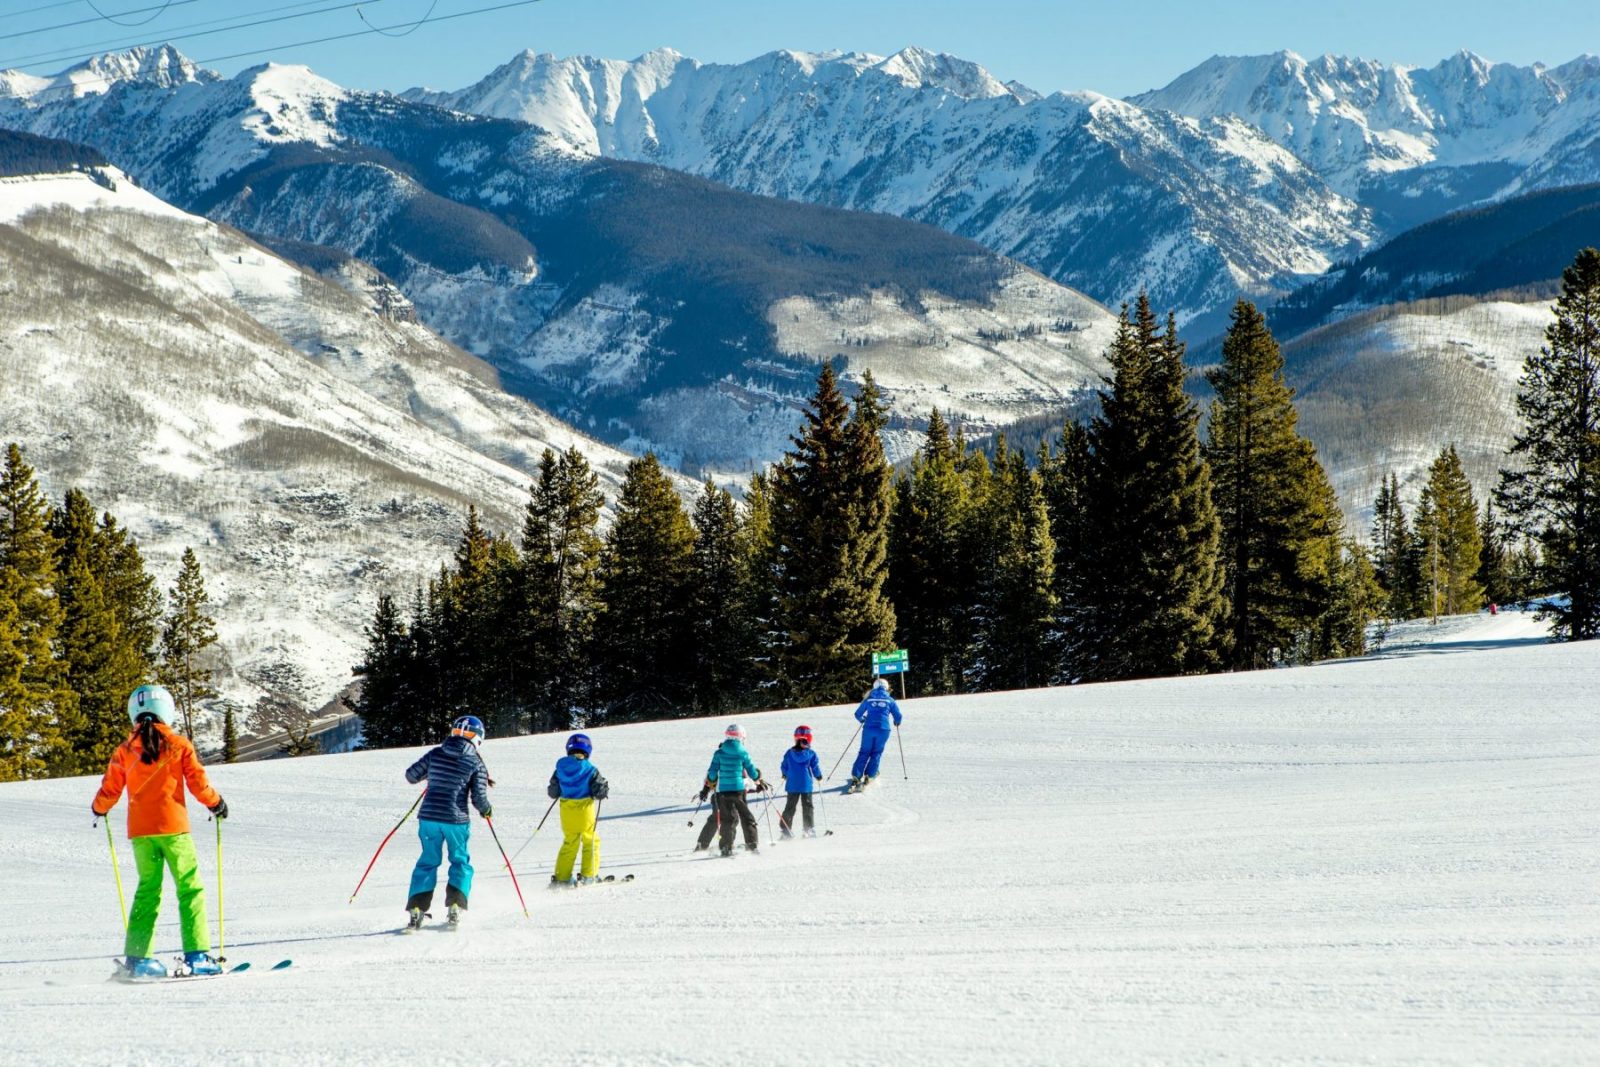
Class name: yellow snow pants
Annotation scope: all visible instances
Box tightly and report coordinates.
[554,798,599,881]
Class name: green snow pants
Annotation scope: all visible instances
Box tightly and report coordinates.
[126,832,210,958]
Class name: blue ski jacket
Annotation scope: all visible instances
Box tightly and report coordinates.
[405,736,491,825]
[854,691,903,733]
[548,754,609,800]
[706,739,760,793]
[781,746,823,794]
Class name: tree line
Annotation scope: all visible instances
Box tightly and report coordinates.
[354,293,1383,744]
[0,445,222,782]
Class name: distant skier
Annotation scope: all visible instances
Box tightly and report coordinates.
[547,732,608,887]
[704,724,766,855]
[91,684,228,979]
[779,725,823,837]
[403,715,492,931]
[847,677,902,792]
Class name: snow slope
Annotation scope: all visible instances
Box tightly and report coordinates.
[0,168,642,736]
[0,612,1593,1064]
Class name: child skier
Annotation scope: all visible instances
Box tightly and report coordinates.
[780,725,823,837]
[703,724,766,856]
[403,715,492,931]
[547,732,609,887]
[848,677,903,792]
[91,684,228,979]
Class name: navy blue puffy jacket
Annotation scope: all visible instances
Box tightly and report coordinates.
[406,736,491,824]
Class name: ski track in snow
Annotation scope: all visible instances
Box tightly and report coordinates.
[0,612,1596,1064]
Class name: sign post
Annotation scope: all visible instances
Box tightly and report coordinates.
[870,649,910,699]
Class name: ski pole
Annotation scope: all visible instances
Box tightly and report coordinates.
[826,724,863,780]
[484,816,529,919]
[215,816,225,960]
[686,787,707,827]
[896,723,908,780]
[348,790,425,904]
[510,798,559,865]
[759,783,778,843]
[101,816,128,932]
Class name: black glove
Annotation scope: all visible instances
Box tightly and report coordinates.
[591,775,610,800]
[209,797,228,820]
[697,783,711,802]
[547,777,561,800]
[481,807,493,820]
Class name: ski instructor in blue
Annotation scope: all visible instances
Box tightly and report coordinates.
[403,715,492,931]
[847,677,902,792]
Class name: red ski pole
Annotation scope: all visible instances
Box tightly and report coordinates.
[484,816,529,919]
[348,790,424,904]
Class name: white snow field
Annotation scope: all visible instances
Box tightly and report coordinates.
[1,612,1596,1065]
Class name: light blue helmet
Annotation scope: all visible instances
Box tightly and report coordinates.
[127,684,177,726]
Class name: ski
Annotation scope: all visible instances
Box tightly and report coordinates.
[109,958,290,983]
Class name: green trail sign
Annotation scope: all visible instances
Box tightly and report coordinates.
[871,648,909,675]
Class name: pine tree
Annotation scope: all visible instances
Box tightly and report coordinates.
[1039,422,1091,681]
[772,365,897,705]
[1417,444,1484,620]
[1496,247,1600,639]
[1370,473,1418,618]
[51,489,158,774]
[1476,500,1512,607]
[1071,300,1225,680]
[688,481,753,714]
[968,441,1056,690]
[0,444,68,780]
[593,454,696,721]
[521,448,604,730]
[159,547,219,743]
[352,592,423,749]
[222,704,239,763]
[737,471,781,702]
[1302,540,1384,660]
[1205,301,1345,667]
[887,410,974,695]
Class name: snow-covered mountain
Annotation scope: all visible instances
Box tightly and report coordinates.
[404,46,1375,330]
[0,49,1119,473]
[1133,49,1600,229]
[0,163,642,739]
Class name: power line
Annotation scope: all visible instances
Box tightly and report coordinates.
[0,2,91,25]
[0,1,201,44]
[7,0,547,99]
[85,0,178,27]
[356,0,437,38]
[1,0,380,69]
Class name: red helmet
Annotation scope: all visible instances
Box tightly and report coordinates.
[794,725,813,743]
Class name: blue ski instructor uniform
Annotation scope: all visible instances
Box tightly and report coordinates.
[849,677,902,787]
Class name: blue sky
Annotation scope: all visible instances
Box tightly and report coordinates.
[3,0,1598,97]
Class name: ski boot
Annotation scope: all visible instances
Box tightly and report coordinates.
[719,846,733,857]
[576,875,597,887]
[804,828,818,838]
[404,907,426,932]
[183,951,222,976]
[446,903,461,929]
[122,956,167,980]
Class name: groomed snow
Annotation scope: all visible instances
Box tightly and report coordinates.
[0,611,1595,1064]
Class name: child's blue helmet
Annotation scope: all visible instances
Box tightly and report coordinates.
[127,684,176,726]
[451,716,486,747]
[566,732,593,757]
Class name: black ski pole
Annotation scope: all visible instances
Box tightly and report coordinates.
[826,723,863,780]
[510,798,559,866]
[896,723,908,780]
[686,787,707,827]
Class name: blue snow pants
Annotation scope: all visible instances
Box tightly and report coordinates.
[851,729,891,778]
[407,819,473,910]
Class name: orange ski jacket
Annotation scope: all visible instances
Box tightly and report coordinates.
[92,723,221,839]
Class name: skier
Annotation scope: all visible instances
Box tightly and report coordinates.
[91,684,228,979]
[779,725,823,837]
[703,724,766,856]
[848,677,902,792]
[403,715,492,931]
[547,732,609,887]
